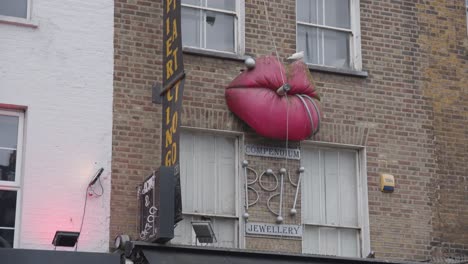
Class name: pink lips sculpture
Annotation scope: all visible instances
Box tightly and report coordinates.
[225,56,321,141]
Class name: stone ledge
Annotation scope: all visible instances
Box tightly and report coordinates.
[307,64,368,78]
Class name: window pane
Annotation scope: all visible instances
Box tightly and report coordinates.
[212,218,236,248]
[339,151,358,226]
[0,190,17,228]
[324,150,339,225]
[340,229,359,257]
[297,25,319,65]
[0,115,19,149]
[297,0,322,24]
[297,0,313,23]
[0,149,16,182]
[303,226,359,257]
[302,148,322,224]
[0,0,27,19]
[180,131,236,215]
[303,225,319,254]
[323,29,350,68]
[182,7,201,48]
[0,229,14,248]
[205,11,235,52]
[182,0,201,6]
[324,0,350,29]
[206,0,236,11]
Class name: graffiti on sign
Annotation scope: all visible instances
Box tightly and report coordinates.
[139,174,158,241]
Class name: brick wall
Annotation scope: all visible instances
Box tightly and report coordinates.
[111,0,467,261]
[417,0,468,257]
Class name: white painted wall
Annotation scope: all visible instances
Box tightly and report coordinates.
[0,0,113,252]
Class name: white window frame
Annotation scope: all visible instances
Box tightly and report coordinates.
[0,0,34,25]
[181,0,245,55]
[301,141,370,257]
[296,0,362,71]
[0,109,24,248]
[175,127,245,248]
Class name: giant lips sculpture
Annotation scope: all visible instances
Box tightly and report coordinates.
[225,56,321,141]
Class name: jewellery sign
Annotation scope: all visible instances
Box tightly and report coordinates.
[246,222,302,238]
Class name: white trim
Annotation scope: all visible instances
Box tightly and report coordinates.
[0,109,24,248]
[182,212,238,219]
[302,222,360,230]
[297,21,353,33]
[302,140,364,150]
[12,189,21,248]
[359,148,371,257]
[182,4,237,15]
[181,126,244,137]
[0,147,17,151]
[350,0,362,70]
[235,131,246,249]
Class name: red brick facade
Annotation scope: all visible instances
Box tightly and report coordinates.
[111,0,468,261]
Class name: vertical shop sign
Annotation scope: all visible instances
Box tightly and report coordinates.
[139,167,175,243]
[161,0,185,233]
[142,0,184,244]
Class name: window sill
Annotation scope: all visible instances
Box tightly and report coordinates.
[183,47,247,62]
[0,15,38,28]
[307,64,368,78]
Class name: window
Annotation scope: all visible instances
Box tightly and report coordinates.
[172,130,240,247]
[296,0,362,70]
[181,0,244,54]
[301,146,369,257]
[0,110,24,248]
[0,0,30,20]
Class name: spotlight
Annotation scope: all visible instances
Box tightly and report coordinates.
[191,221,216,244]
[52,231,80,248]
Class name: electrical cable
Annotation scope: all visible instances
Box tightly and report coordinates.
[261,0,286,86]
[89,176,104,197]
[75,173,105,251]
[75,186,89,251]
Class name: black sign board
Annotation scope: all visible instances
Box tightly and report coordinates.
[161,0,184,225]
[139,167,175,243]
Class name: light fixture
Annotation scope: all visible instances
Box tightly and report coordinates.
[52,231,80,248]
[114,234,131,250]
[191,221,216,244]
[89,168,104,186]
[206,15,216,25]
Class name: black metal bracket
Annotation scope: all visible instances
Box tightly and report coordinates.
[152,83,163,104]
[152,71,186,105]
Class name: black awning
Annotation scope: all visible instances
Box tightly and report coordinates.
[0,248,120,264]
[126,241,418,264]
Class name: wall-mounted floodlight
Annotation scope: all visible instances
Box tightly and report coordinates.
[52,231,80,248]
[191,221,216,244]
